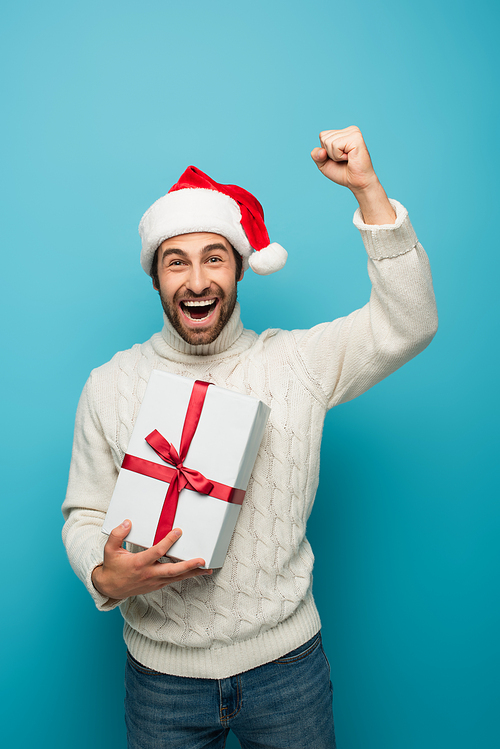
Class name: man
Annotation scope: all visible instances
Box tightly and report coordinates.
[62,127,438,749]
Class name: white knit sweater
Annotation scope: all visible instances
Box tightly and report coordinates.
[62,201,438,679]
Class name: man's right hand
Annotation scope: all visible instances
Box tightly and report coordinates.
[91,519,212,600]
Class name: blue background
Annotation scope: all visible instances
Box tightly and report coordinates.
[1,1,498,747]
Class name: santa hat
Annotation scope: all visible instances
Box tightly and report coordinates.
[139,166,287,276]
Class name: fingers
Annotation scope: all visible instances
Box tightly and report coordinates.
[149,551,212,591]
[141,527,184,564]
[148,530,212,583]
[142,528,212,570]
[319,126,361,162]
[156,558,212,582]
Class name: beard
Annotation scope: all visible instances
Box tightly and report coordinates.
[159,282,238,346]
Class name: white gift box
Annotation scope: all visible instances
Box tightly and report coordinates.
[102,370,270,568]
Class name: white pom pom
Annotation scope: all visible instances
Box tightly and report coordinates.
[248,243,288,275]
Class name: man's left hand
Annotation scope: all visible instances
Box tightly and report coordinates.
[311,126,378,194]
[311,126,396,225]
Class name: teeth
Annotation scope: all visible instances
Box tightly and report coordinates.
[181,298,217,322]
[183,299,215,307]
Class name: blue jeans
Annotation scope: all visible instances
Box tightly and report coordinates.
[125,631,336,749]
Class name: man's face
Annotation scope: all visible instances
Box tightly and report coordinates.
[153,232,243,346]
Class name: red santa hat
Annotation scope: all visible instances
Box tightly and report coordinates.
[139,166,287,276]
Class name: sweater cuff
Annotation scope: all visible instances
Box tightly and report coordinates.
[86,557,123,612]
[353,199,418,260]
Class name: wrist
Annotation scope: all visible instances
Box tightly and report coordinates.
[91,563,107,596]
[352,180,396,225]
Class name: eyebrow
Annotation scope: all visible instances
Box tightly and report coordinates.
[160,242,230,262]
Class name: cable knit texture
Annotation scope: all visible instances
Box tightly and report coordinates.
[62,200,438,679]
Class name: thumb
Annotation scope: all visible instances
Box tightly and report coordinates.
[106,519,131,552]
[311,147,328,167]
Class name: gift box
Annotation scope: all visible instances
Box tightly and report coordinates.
[102,370,270,568]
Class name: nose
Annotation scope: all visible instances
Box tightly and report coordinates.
[185,262,211,296]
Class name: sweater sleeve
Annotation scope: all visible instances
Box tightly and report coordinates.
[290,200,438,409]
[62,375,124,611]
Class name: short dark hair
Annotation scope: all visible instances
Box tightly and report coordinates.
[151,244,243,289]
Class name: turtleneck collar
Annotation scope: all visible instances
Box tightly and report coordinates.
[157,302,247,358]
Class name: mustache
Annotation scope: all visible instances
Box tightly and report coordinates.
[174,285,225,302]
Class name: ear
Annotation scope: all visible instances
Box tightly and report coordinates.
[237,268,245,283]
[152,277,159,291]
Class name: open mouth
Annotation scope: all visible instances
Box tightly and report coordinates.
[180,298,219,321]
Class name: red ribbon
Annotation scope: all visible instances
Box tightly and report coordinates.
[121,379,245,545]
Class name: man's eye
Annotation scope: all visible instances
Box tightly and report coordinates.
[207,256,221,263]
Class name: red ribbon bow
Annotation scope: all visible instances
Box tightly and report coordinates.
[121,380,245,545]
